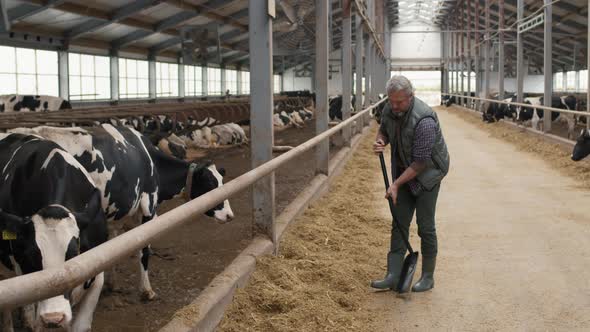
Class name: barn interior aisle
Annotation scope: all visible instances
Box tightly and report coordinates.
[372,106,590,331]
[218,105,590,331]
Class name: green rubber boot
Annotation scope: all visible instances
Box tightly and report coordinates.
[370,252,404,290]
[412,256,436,292]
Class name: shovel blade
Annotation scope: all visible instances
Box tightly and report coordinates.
[396,251,419,293]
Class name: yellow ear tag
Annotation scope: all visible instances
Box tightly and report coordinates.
[2,230,17,240]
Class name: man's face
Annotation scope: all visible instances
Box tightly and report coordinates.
[388,90,413,114]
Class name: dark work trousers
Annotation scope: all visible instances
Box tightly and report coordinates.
[389,182,441,259]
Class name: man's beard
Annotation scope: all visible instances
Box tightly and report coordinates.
[391,110,406,118]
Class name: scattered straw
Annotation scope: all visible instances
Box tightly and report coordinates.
[217,125,390,332]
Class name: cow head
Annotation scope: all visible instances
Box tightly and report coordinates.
[187,161,234,222]
[0,190,106,330]
[572,129,590,161]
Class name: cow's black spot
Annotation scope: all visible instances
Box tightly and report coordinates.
[43,101,48,110]
[21,96,41,111]
[13,102,22,111]
[9,96,16,102]
[0,103,4,112]
[60,100,72,110]
[37,205,70,220]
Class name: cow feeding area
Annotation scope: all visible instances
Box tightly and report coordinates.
[216,125,391,331]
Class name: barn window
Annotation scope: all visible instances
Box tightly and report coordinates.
[0,46,58,96]
[184,65,203,96]
[225,69,238,95]
[566,71,577,92]
[68,53,110,101]
[207,67,222,95]
[553,72,564,92]
[119,58,149,99]
[156,62,179,98]
[241,70,250,95]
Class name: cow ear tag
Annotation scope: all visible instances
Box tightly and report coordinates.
[2,230,16,240]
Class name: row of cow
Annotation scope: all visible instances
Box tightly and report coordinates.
[442,93,582,139]
[0,123,235,331]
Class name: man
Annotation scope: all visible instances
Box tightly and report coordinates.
[372,75,450,292]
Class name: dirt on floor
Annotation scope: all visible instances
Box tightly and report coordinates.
[217,106,590,331]
[217,125,389,332]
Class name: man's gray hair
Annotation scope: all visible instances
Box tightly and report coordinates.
[386,75,415,96]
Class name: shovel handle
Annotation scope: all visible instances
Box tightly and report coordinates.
[379,152,415,254]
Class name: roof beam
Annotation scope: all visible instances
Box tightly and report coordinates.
[65,0,163,40]
[8,0,66,22]
[112,4,248,51]
[0,0,9,32]
[164,0,248,31]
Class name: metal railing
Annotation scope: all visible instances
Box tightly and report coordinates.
[443,93,590,117]
[0,97,386,309]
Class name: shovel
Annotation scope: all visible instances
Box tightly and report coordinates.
[378,151,419,293]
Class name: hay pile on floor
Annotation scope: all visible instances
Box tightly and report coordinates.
[442,106,590,188]
[218,126,392,332]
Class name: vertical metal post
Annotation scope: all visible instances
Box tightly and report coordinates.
[249,0,275,240]
[220,65,226,95]
[109,51,118,101]
[587,0,590,129]
[355,12,363,116]
[449,25,457,93]
[178,57,185,99]
[342,0,352,146]
[315,0,329,175]
[543,0,552,132]
[467,0,473,108]
[460,4,465,106]
[475,0,480,110]
[516,0,524,105]
[498,0,505,100]
[202,61,208,96]
[365,36,371,106]
[148,53,156,100]
[484,0,490,99]
[58,50,69,100]
[237,65,242,95]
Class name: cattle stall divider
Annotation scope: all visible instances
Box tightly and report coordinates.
[443,93,590,125]
[0,98,386,311]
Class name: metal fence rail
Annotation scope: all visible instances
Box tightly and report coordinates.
[443,93,590,117]
[0,97,386,310]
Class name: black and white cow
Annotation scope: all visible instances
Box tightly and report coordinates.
[483,94,517,123]
[329,95,355,121]
[0,95,72,112]
[9,124,234,300]
[572,129,590,161]
[0,133,107,332]
[516,96,577,139]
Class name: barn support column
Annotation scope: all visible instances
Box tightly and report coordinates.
[543,0,553,132]
[474,0,480,111]
[466,0,479,108]
[365,36,371,107]
[484,0,490,99]
[587,0,590,129]
[342,0,352,146]
[315,0,329,175]
[455,21,459,95]
[148,53,156,100]
[441,30,446,95]
[202,61,208,96]
[236,65,242,95]
[516,0,524,106]
[498,0,505,100]
[58,50,69,100]
[450,26,454,94]
[355,12,364,128]
[249,0,275,241]
[220,65,226,96]
[178,57,185,99]
[460,3,465,107]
